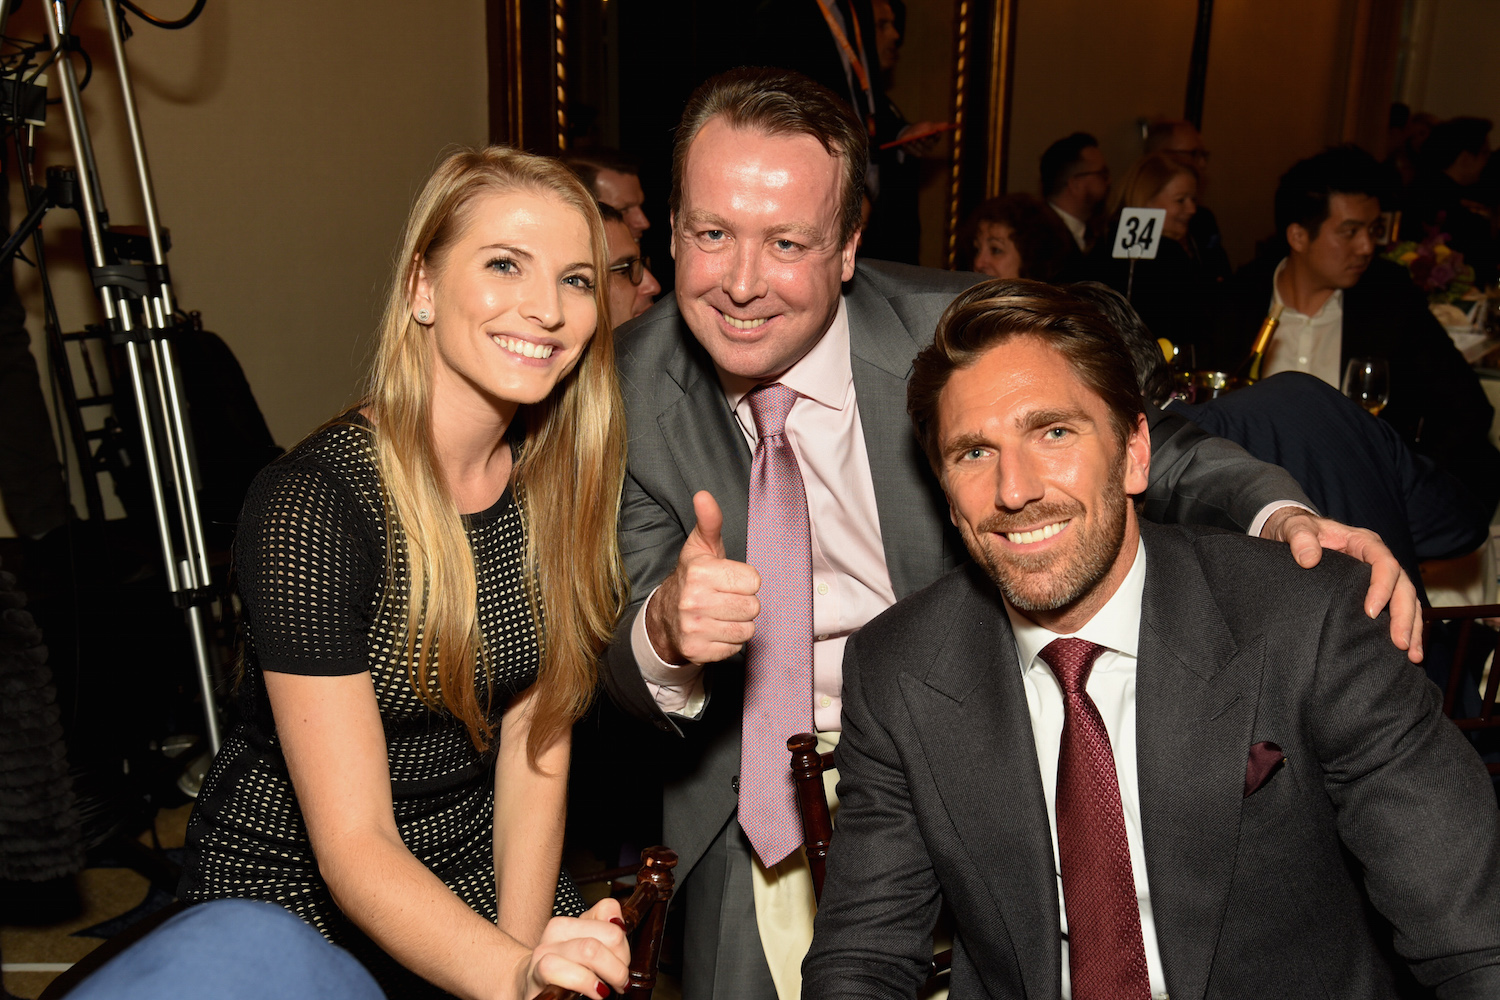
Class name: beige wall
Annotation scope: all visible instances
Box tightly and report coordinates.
[1200,0,1351,264]
[885,1,957,267]
[1004,0,1357,267]
[1,1,487,536]
[1404,0,1500,125]
[1007,0,1198,211]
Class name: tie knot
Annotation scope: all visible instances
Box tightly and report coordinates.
[1039,637,1106,694]
[748,383,798,438]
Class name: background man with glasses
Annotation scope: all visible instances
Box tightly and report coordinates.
[601,202,662,328]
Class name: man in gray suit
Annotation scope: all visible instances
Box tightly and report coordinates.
[803,281,1500,999]
[604,68,1421,1000]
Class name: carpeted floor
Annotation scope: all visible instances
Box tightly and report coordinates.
[1,804,193,1000]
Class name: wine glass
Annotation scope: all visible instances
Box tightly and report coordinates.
[1341,357,1390,416]
[1162,339,1196,403]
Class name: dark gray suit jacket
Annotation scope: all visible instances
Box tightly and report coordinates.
[804,521,1500,999]
[604,260,1313,898]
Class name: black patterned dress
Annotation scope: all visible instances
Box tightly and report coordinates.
[181,414,582,997]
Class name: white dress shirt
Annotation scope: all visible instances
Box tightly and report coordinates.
[1260,257,1344,388]
[1003,537,1169,1000]
[633,298,897,731]
[1048,202,1089,251]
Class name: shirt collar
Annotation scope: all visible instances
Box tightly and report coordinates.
[717,296,853,413]
[1048,202,1088,244]
[1272,256,1343,322]
[1004,536,1147,674]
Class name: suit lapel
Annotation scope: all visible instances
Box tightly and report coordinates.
[900,569,1062,998]
[657,351,752,562]
[845,277,953,599]
[1135,524,1262,1000]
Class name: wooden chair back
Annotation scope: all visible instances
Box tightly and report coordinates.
[787,733,835,902]
[1423,604,1500,775]
[786,734,951,982]
[536,845,679,1000]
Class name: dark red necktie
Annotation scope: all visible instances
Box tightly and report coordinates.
[1039,637,1151,1000]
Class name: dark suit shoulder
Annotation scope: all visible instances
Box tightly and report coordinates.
[611,298,709,415]
[1353,256,1427,307]
[847,563,1002,686]
[614,297,689,375]
[853,258,982,300]
[1148,522,1374,637]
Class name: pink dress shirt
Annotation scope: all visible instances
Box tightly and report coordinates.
[631,298,895,732]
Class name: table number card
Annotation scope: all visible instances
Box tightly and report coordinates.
[1111,207,1167,260]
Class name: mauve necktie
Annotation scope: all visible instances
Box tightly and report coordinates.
[740,382,813,868]
[1039,637,1151,1000]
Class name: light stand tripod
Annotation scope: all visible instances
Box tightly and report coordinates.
[10,0,225,756]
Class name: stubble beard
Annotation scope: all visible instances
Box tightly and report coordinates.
[966,461,1129,613]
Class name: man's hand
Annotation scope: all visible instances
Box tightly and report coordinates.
[893,121,947,156]
[1261,507,1423,663]
[645,491,761,665]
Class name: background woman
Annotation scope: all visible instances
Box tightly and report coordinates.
[181,147,631,1000]
[964,192,1075,281]
[1082,151,1220,349]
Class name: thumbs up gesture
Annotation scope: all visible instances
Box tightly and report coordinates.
[645,491,762,665]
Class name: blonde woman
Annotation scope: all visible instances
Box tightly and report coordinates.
[1083,151,1219,349]
[1108,150,1200,244]
[181,147,630,1000]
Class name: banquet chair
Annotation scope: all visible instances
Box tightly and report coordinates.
[787,733,837,902]
[1422,604,1500,775]
[536,845,679,1000]
[787,734,951,982]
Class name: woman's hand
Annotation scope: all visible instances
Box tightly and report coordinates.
[520,897,631,999]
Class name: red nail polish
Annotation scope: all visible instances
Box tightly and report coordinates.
[609,917,625,928]
[596,983,610,999]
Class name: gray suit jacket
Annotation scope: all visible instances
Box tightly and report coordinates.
[604,260,1313,890]
[804,521,1500,999]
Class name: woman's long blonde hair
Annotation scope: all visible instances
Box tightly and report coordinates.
[365,146,626,764]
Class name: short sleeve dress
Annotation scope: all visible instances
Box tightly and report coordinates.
[180,414,583,998]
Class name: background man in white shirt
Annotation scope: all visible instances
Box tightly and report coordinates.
[1040,132,1110,253]
[804,280,1500,1000]
[1206,145,1500,517]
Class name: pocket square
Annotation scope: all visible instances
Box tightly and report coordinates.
[1244,741,1285,797]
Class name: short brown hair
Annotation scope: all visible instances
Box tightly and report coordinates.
[670,67,868,244]
[561,149,640,195]
[908,279,1144,470]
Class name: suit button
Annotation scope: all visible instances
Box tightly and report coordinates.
[731,775,740,794]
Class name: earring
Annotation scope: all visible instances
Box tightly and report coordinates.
[416,308,431,322]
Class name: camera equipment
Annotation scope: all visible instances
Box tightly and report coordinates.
[2,0,223,755]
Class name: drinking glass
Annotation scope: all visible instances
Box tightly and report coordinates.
[1341,357,1390,416]
[1163,339,1196,403]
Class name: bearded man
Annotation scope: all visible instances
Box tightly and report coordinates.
[802,280,1500,1000]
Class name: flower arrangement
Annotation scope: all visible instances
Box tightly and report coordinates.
[1384,226,1476,306]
